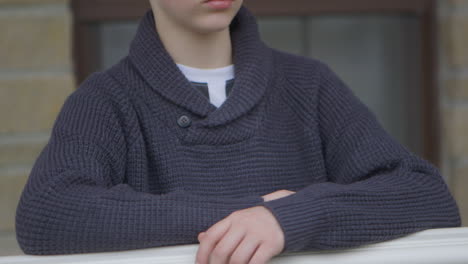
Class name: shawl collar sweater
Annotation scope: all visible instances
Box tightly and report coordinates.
[16,6,460,255]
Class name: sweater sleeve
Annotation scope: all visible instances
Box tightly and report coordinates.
[15,84,264,255]
[260,61,461,254]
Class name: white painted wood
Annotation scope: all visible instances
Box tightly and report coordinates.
[2,227,468,264]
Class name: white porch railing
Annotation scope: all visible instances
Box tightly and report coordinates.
[1,227,468,264]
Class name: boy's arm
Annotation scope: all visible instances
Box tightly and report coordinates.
[15,88,263,255]
[261,62,461,253]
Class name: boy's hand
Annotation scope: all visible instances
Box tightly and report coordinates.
[195,190,295,264]
[261,189,296,202]
[195,206,283,264]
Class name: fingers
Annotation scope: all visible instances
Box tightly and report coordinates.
[209,227,246,264]
[248,244,273,264]
[262,189,296,202]
[196,217,231,264]
[196,207,282,264]
[230,234,261,264]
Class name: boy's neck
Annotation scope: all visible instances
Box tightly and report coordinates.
[152,11,233,69]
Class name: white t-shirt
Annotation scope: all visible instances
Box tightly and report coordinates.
[176,63,235,108]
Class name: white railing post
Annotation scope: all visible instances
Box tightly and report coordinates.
[2,227,468,264]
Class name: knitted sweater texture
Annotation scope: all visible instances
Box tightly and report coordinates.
[15,6,461,255]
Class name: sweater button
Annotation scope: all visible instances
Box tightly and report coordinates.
[177,115,192,128]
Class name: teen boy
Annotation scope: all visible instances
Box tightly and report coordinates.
[16,0,461,264]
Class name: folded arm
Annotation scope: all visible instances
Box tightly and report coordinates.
[15,84,263,255]
[261,61,461,253]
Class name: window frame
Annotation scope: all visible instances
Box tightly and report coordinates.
[71,0,439,166]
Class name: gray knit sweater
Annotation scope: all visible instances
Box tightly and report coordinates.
[15,6,461,255]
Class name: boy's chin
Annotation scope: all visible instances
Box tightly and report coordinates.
[189,3,241,34]
[192,18,234,34]
[196,25,231,34]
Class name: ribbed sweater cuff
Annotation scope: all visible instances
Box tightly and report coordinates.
[260,193,330,253]
[216,194,266,211]
[244,195,266,207]
[177,191,265,210]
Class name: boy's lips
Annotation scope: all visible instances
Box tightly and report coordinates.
[202,0,234,10]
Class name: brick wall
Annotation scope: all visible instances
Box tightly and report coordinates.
[0,0,74,245]
[438,0,468,226]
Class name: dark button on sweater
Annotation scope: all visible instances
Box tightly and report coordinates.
[177,115,191,128]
